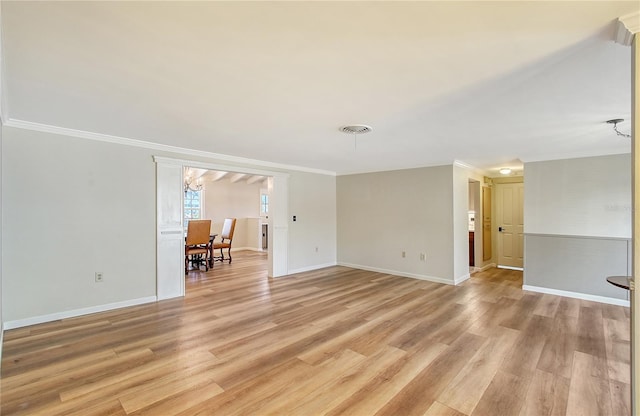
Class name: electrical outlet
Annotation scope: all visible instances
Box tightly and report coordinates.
[315,247,319,252]
[402,251,406,258]
[420,253,426,261]
[95,272,104,283]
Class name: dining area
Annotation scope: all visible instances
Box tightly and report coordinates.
[185,218,237,274]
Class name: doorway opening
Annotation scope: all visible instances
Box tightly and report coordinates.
[154,156,289,300]
[468,179,481,273]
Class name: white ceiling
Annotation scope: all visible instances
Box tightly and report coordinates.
[2,1,638,175]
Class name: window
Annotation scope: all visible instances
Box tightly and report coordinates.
[184,190,202,226]
[261,194,269,214]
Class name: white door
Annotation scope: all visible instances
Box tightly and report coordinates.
[496,182,524,269]
[156,162,185,300]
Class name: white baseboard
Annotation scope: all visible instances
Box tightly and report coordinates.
[522,285,629,307]
[3,296,158,330]
[498,265,524,271]
[229,247,263,252]
[288,262,338,275]
[454,273,471,285]
[338,262,454,285]
[471,263,496,273]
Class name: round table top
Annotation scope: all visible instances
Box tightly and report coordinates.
[606,275,631,290]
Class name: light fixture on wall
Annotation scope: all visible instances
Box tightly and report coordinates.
[340,125,372,150]
[499,168,512,175]
[184,170,203,194]
[606,119,631,138]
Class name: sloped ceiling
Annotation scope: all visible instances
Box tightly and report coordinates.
[2,1,638,175]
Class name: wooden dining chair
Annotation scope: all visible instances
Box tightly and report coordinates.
[185,219,212,274]
[213,218,236,264]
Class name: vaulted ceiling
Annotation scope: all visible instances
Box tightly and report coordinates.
[2,1,638,175]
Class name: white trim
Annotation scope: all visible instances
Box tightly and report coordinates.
[228,247,263,252]
[338,262,454,285]
[3,296,157,330]
[519,149,630,165]
[522,285,629,307]
[6,118,335,176]
[453,160,491,177]
[470,263,496,273]
[454,273,471,285]
[288,262,338,275]
[498,265,524,271]
[615,18,635,46]
[524,233,631,242]
[153,156,292,179]
[619,11,640,35]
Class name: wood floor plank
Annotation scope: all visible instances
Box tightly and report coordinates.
[502,315,553,379]
[437,326,520,415]
[0,252,630,416]
[537,314,578,379]
[374,332,487,416]
[471,370,529,416]
[610,380,631,416]
[423,401,467,416]
[254,349,369,415]
[117,366,224,413]
[323,341,448,416]
[566,351,614,416]
[533,294,561,318]
[576,306,608,359]
[518,369,570,416]
[286,346,407,416]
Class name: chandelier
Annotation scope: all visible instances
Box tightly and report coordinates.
[184,170,203,193]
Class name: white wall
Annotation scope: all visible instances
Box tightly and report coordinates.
[2,127,157,323]
[1,126,338,325]
[337,165,455,283]
[288,171,336,273]
[202,177,262,249]
[452,164,470,282]
[523,154,632,303]
[525,154,631,238]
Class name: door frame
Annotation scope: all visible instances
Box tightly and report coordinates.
[154,156,289,299]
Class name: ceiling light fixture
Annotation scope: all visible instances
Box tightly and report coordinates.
[184,169,203,194]
[606,119,631,138]
[499,168,512,175]
[340,125,372,150]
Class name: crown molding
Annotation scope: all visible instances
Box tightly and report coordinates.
[520,149,630,164]
[153,156,290,179]
[453,159,491,177]
[4,118,337,176]
[452,160,475,170]
[615,11,640,46]
[620,11,640,34]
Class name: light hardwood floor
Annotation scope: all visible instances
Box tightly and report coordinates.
[1,251,631,415]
